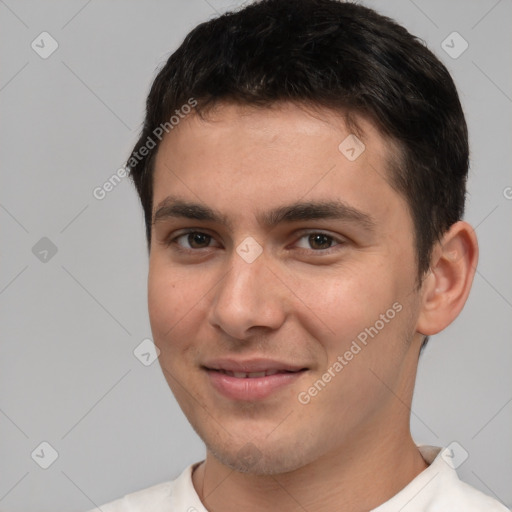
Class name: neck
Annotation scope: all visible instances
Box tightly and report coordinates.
[192,422,428,512]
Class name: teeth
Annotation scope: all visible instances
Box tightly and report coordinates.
[222,370,285,378]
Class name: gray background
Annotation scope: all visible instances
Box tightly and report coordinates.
[1,0,511,510]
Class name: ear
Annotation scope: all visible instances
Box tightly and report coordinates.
[416,221,479,336]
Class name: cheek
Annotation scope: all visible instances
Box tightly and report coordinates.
[147,270,175,340]
[292,262,400,344]
[147,258,203,349]
[147,262,209,401]
[295,262,413,406]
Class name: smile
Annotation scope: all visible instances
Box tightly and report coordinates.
[204,365,308,401]
[218,369,298,378]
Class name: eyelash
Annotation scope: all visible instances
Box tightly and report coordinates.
[165,229,346,255]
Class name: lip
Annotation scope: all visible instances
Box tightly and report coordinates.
[203,358,308,401]
[203,357,307,373]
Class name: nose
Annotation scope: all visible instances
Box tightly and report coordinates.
[208,248,287,340]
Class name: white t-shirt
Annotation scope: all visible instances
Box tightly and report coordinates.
[87,446,509,511]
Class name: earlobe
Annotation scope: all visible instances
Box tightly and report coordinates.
[416,221,479,336]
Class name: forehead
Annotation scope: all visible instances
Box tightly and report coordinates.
[155,100,395,168]
[151,101,408,232]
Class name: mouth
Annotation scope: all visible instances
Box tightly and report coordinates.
[211,368,304,378]
[202,360,308,401]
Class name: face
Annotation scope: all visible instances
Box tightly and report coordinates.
[148,101,425,475]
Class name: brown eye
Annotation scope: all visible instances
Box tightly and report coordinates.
[186,232,212,248]
[168,230,219,250]
[295,232,338,250]
[293,231,346,254]
[308,233,334,250]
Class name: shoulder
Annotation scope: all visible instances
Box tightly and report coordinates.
[418,445,509,511]
[84,463,203,512]
[441,477,510,511]
[374,446,510,512]
[429,447,509,511]
[85,480,173,512]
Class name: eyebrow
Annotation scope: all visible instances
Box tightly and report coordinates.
[153,195,377,232]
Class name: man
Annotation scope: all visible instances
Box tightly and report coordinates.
[90,0,508,510]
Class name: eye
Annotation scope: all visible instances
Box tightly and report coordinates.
[294,232,344,251]
[165,229,345,254]
[168,230,220,250]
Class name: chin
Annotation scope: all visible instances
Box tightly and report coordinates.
[204,434,314,476]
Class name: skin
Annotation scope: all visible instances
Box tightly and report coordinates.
[148,101,478,512]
